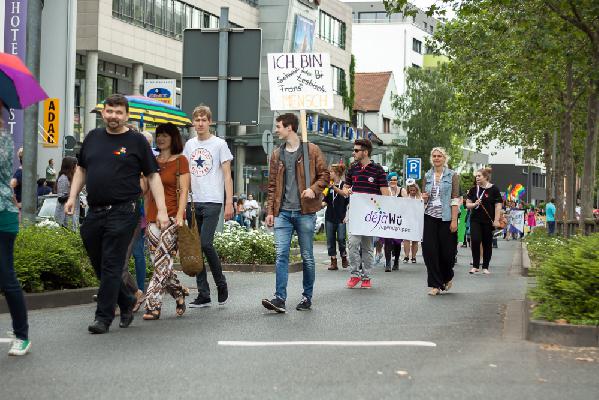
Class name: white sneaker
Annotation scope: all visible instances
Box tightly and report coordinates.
[8,339,31,356]
[6,331,15,339]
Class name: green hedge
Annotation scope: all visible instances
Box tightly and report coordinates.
[14,226,98,292]
[526,230,599,325]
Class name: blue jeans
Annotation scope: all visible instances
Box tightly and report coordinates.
[325,221,347,257]
[274,210,316,301]
[0,231,28,340]
[132,227,146,291]
[547,221,556,235]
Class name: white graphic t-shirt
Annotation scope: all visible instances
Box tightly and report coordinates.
[183,135,234,203]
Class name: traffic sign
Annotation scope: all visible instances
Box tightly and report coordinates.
[405,158,422,180]
[262,130,273,155]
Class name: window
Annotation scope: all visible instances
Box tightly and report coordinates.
[383,118,390,133]
[356,112,364,129]
[412,38,422,54]
[357,12,388,22]
[331,65,346,95]
[424,22,428,30]
[318,11,346,49]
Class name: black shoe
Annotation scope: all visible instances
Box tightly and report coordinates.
[384,264,391,272]
[217,284,228,305]
[88,320,109,334]
[262,297,286,313]
[189,296,211,308]
[296,297,312,311]
[392,263,399,271]
[92,294,98,302]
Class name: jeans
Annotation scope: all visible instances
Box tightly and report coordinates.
[422,215,455,289]
[0,232,28,340]
[188,202,227,299]
[547,221,556,235]
[131,227,146,291]
[274,210,316,301]
[325,221,347,257]
[348,234,374,278]
[80,203,139,324]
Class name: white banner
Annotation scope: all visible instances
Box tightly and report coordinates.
[510,210,525,233]
[348,194,425,242]
[267,53,333,111]
[144,79,177,106]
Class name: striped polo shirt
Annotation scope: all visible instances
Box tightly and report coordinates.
[345,161,387,194]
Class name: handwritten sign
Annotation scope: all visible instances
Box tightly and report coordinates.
[348,193,425,242]
[267,53,333,111]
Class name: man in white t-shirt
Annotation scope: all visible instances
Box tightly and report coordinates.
[183,105,234,308]
[244,193,260,228]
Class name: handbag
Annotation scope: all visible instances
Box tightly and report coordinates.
[175,157,204,277]
[57,194,69,204]
[480,202,507,230]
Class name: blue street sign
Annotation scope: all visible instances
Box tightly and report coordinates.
[405,158,422,180]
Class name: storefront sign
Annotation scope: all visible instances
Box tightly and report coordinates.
[42,98,59,147]
[267,52,333,111]
[144,79,177,105]
[348,193,425,241]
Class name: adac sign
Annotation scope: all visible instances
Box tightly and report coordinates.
[43,98,60,147]
[298,0,321,9]
[147,87,172,102]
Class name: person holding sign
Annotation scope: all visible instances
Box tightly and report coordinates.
[262,113,329,313]
[421,147,460,296]
[343,139,390,289]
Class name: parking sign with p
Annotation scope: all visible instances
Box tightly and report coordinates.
[406,158,421,180]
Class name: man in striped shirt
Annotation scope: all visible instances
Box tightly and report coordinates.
[342,139,390,288]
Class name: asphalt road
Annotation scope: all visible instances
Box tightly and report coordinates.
[1,240,597,400]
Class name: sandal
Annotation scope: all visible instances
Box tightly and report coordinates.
[176,296,186,317]
[411,258,416,264]
[143,308,161,320]
[469,268,479,274]
[428,288,440,296]
[132,290,144,313]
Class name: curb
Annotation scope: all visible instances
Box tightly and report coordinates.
[173,261,303,274]
[0,287,97,314]
[520,243,599,347]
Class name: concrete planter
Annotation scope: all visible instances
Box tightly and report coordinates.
[0,287,97,314]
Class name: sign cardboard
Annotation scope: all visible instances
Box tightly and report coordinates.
[348,193,425,241]
[510,209,525,234]
[267,53,333,111]
[43,98,59,147]
[144,79,177,105]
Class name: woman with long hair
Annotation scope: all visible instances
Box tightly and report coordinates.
[465,168,503,274]
[324,163,349,270]
[54,156,79,229]
[421,147,460,295]
[142,123,190,320]
[403,178,422,264]
[384,172,406,271]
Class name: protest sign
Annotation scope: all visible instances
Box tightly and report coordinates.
[510,210,525,233]
[348,193,425,242]
[267,53,333,111]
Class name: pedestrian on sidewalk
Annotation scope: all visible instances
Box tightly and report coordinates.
[465,168,503,275]
[384,172,405,272]
[244,194,260,229]
[421,147,460,296]
[54,156,79,230]
[324,163,349,271]
[45,158,56,192]
[343,139,390,289]
[403,179,422,263]
[262,113,329,313]
[65,94,169,334]
[0,102,30,355]
[142,123,190,320]
[545,199,556,235]
[183,105,234,308]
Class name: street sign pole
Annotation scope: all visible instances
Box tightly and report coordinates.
[216,7,229,139]
[300,109,310,191]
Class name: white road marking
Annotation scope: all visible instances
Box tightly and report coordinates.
[0,338,14,343]
[218,340,436,347]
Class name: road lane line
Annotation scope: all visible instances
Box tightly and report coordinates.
[0,338,14,343]
[218,341,436,347]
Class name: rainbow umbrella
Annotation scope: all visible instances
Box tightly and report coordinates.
[93,95,191,127]
[0,52,48,109]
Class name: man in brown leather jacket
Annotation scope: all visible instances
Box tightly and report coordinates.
[262,113,329,313]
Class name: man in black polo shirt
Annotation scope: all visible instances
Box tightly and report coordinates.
[342,139,389,289]
[65,94,169,334]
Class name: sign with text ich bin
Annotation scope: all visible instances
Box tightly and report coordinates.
[144,79,177,106]
[406,158,422,180]
[43,98,59,147]
[267,53,333,111]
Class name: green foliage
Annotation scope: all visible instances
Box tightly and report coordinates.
[527,230,599,325]
[342,55,356,121]
[214,224,278,265]
[14,226,98,293]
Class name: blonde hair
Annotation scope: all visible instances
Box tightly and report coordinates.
[478,167,492,180]
[142,131,153,145]
[407,183,422,198]
[192,105,212,121]
[430,147,449,167]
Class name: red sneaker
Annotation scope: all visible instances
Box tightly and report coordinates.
[360,279,372,289]
[346,276,361,289]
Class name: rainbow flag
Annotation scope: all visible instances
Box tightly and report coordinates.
[511,184,526,201]
[506,184,513,201]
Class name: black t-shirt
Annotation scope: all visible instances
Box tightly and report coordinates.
[467,184,502,223]
[78,128,158,206]
[12,168,22,202]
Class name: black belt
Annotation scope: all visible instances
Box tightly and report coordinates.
[89,201,136,213]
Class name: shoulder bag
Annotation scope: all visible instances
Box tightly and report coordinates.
[175,157,204,276]
[480,201,507,230]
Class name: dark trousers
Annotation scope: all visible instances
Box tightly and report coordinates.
[384,239,401,266]
[325,221,347,257]
[470,219,494,269]
[547,221,556,235]
[122,222,141,295]
[80,204,139,324]
[422,215,455,289]
[0,232,28,340]
[188,202,227,299]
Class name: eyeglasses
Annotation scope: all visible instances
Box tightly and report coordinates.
[353,148,363,153]
[390,179,398,182]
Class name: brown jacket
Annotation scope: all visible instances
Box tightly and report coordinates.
[267,142,330,217]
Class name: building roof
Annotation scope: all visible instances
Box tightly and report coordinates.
[354,72,393,112]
